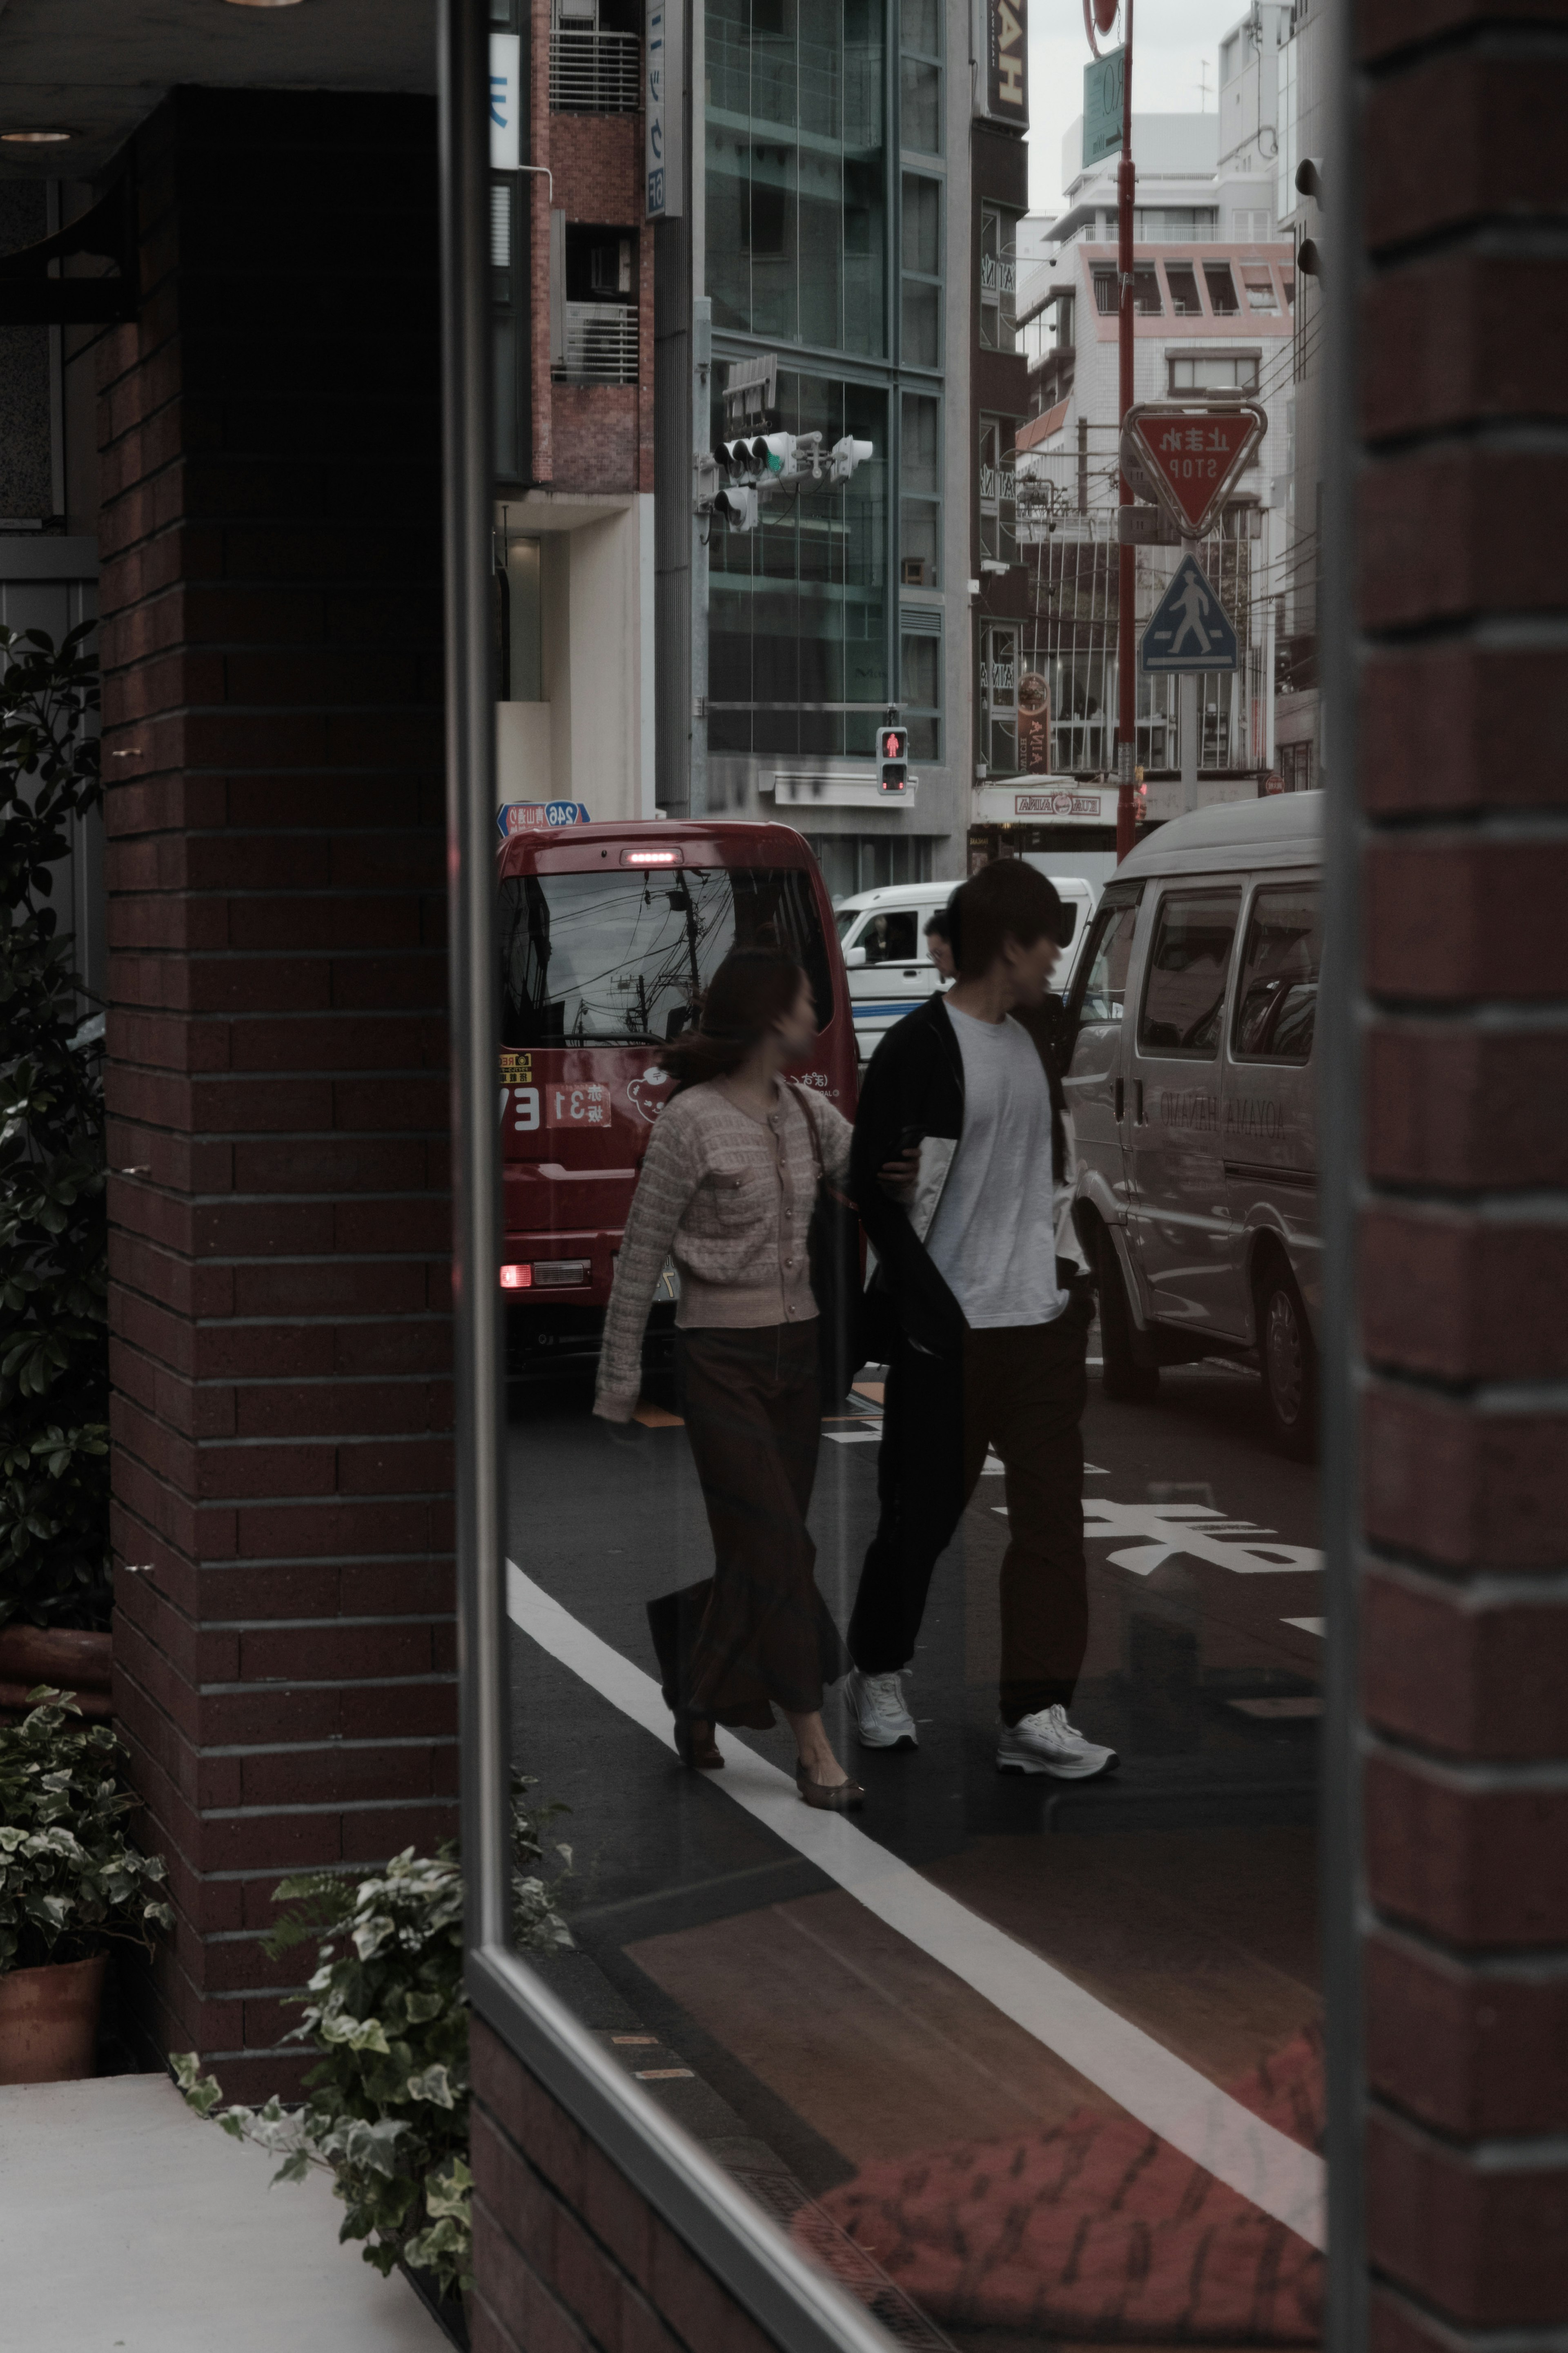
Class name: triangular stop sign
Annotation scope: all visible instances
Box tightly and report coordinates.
[1125,402,1265,538]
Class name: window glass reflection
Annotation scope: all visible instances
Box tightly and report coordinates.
[498,800,1325,2347]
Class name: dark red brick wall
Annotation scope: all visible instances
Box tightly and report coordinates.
[98,87,456,2094]
[470,2022,780,2353]
[1354,2,1568,2340]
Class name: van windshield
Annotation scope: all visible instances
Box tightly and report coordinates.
[498,865,833,1048]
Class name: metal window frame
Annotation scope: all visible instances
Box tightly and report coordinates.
[1316,0,1365,2347]
[443,4,908,2344]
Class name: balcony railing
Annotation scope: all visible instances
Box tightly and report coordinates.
[554,301,639,385]
[549,29,642,112]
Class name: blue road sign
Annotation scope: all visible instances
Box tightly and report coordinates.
[1139,553,1238,674]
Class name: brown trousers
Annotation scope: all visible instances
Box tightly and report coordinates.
[646,1321,848,1731]
[848,1309,1091,1722]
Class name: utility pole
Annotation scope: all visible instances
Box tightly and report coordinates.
[1114,0,1137,861]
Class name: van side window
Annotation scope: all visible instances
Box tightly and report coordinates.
[1076,900,1139,1023]
[1232,883,1321,1063]
[864,910,920,964]
[1137,889,1242,1057]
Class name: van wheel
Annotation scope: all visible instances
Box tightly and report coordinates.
[1096,1227,1159,1403]
[1255,1255,1318,1459]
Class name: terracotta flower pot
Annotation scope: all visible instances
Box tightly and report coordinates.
[0,1953,108,2085]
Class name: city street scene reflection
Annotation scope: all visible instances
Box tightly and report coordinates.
[501,825,1323,2350]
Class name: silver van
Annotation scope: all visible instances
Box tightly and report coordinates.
[837,873,1098,1060]
[1062,792,1323,1452]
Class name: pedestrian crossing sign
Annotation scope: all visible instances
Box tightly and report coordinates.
[1139,553,1239,674]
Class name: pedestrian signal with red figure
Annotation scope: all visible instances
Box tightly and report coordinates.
[878,725,909,795]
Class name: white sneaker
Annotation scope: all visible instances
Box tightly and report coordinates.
[996,1704,1118,1781]
[845,1668,918,1751]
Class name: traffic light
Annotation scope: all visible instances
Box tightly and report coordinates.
[877,723,909,794]
[829,434,875,484]
[715,436,769,482]
[713,484,758,531]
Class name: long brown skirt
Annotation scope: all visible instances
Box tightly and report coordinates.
[646,1322,848,1731]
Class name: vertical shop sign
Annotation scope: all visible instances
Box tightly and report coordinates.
[489,33,520,171]
[646,0,684,217]
[1083,45,1124,164]
[973,0,1028,125]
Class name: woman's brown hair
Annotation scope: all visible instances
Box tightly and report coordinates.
[662,946,807,1091]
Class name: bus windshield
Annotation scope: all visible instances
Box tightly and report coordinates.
[498,864,834,1049]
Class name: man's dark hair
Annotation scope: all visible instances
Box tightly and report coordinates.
[951,859,1067,980]
[923,906,952,943]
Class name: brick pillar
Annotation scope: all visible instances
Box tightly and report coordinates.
[1353,7,1568,2341]
[100,88,456,2094]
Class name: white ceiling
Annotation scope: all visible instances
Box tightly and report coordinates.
[0,0,437,180]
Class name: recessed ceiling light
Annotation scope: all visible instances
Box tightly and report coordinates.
[1,128,75,144]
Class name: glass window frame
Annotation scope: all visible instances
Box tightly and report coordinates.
[898,385,942,589]
[898,169,943,372]
[1230,876,1322,1066]
[1135,885,1244,1062]
[978,201,1018,351]
[448,8,1366,2352]
[445,14,907,2346]
[898,606,942,761]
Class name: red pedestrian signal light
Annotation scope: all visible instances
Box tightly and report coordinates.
[878,725,909,794]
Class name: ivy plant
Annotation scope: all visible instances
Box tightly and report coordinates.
[0,1688,174,1972]
[0,621,109,1631]
[174,1780,572,2305]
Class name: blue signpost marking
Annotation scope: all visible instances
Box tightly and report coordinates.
[1139,553,1238,674]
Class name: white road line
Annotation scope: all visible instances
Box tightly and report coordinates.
[507,1562,1326,2250]
[1283,1616,1325,1638]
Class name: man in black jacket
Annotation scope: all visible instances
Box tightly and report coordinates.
[844,859,1116,1780]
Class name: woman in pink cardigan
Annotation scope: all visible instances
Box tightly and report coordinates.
[593,947,863,1811]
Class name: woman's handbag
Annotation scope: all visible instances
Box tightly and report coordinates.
[793,1085,867,1407]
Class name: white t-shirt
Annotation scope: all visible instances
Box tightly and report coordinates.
[923,1005,1064,1330]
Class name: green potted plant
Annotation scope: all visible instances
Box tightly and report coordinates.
[174,1781,571,2348]
[0,622,111,1714]
[0,1688,173,2083]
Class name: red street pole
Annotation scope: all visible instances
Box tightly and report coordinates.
[1114,0,1137,861]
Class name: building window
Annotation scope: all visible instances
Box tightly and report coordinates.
[1165,263,1201,316]
[706,0,887,359]
[1204,261,1241,315]
[803,832,938,899]
[899,0,942,155]
[981,619,1018,773]
[708,369,888,761]
[1169,353,1259,393]
[978,414,1016,565]
[1093,266,1118,315]
[1243,270,1279,312]
[1132,264,1163,315]
[1134,205,1218,240]
[900,390,941,587]
[979,205,1017,351]
[900,605,942,761]
[901,174,942,368]
[1279,739,1315,792]
[1232,206,1274,241]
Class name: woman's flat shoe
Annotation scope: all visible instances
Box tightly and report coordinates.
[676,1719,723,1770]
[795,1762,864,1812]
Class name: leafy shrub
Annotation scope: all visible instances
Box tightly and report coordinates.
[174,1780,572,2303]
[0,622,109,1632]
[0,1688,173,1972]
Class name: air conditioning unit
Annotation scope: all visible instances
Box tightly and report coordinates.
[900,557,928,587]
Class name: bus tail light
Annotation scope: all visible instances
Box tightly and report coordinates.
[499,1264,532,1289]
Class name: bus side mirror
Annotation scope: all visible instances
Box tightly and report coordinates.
[843,945,867,969]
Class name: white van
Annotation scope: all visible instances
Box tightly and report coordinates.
[1062,792,1323,1452]
[836,874,1098,1058]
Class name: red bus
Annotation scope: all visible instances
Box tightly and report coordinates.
[497,818,857,1378]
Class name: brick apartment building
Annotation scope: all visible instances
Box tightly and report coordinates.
[0,1,1565,2349]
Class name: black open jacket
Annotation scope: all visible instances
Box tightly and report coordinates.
[850,993,1088,1359]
